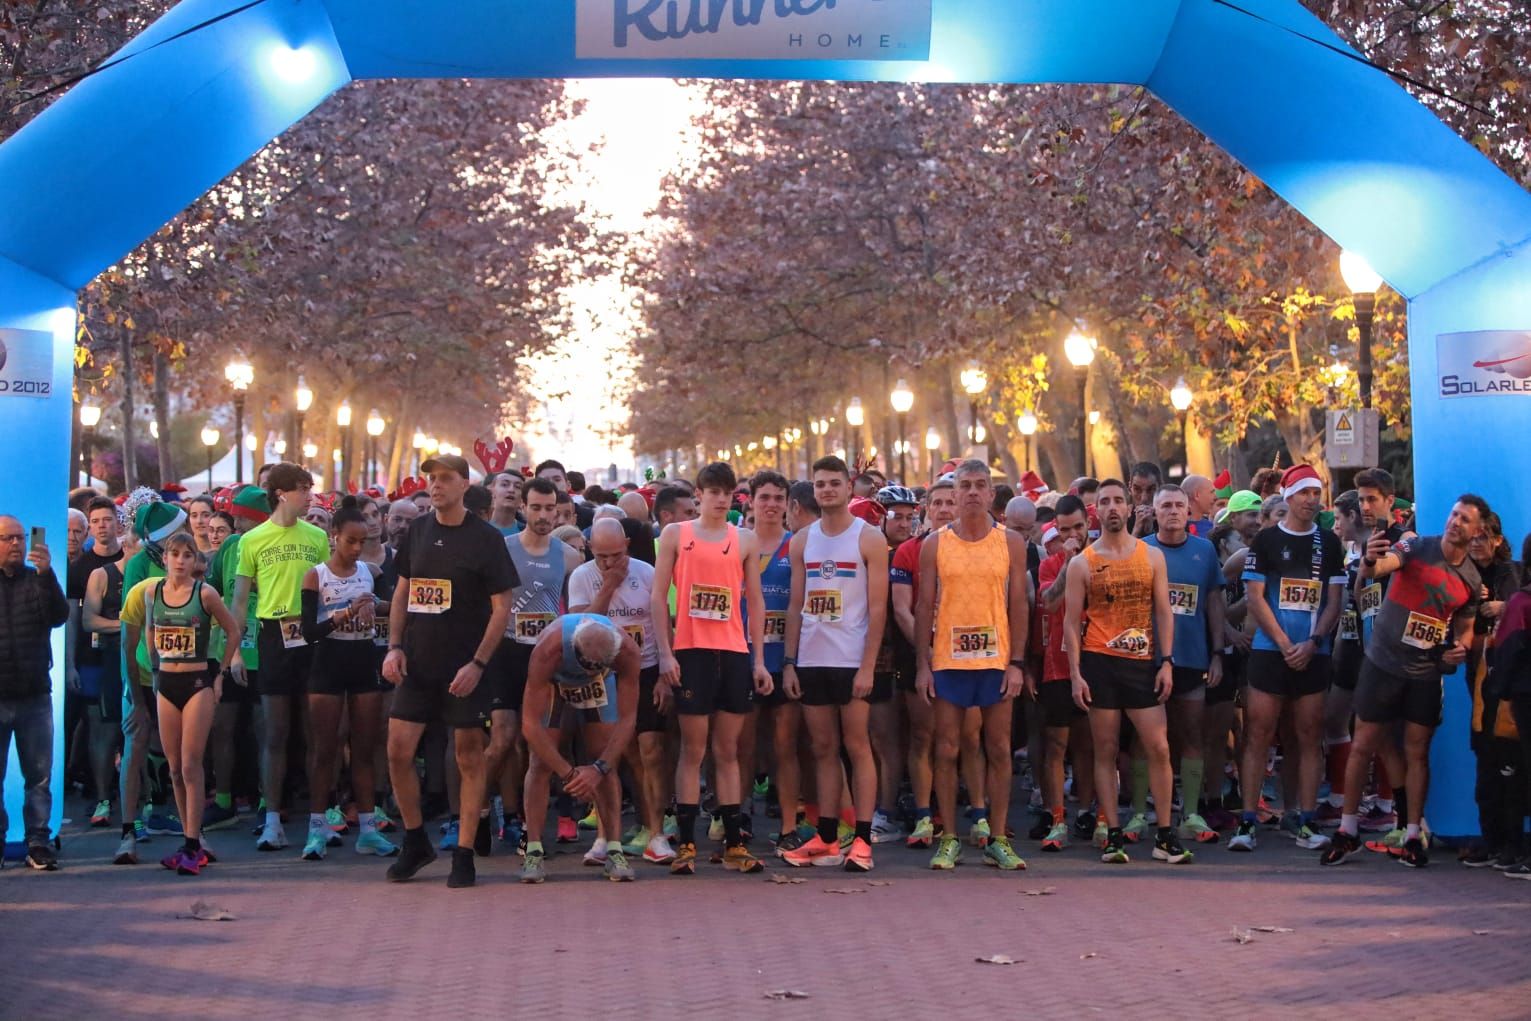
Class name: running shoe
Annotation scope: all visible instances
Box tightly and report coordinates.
[670,841,697,875]
[1092,818,1109,849]
[256,819,288,852]
[583,840,609,866]
[1458,847,1496,867]
[906,816,935,849]
[1041,822,1068,852]
[1315,801,1344,825]
[143,810,182,836]
[644,834,677,864]
[969,817,992,848]
[201,802,238,832]
[386,831,438,882]
[1072,810,1097,842]
[723,845,766,873]
[1100,834,1129,864]
[356,830,399,856]
[440,818,459,851]
[838,820,856,851]
[325,806,349,834]
[1027,813,1052,841]
[753,776,771,801]
[1122,813,1149,844]
[520,847,548,884]
[662,813,679,840]
[556,817,579,843]
[502,815,526,851]
[114,833,139,865]
[843,837,875,872]
[775,830,807,856]
[1321,830,1362,866]
[1227,822,1257,852]
[373,805,397,833]
[579,807,601,831]
[1254,798,1279,825]
[929,834,962,870]
[1358,805,1397,832]
[869,809,906,844]
[1152,832,1192,864]
[1493,851,1524,871]
[1278,812,1304,841]
[302,827,328,861]
[622,826,652,856]
[133,819,150,843]
[983,835,1027,871]
[1503,863,1531,880]
[90,800,112,827]
[196,844,217,867]
[1365,828,1406,858]
[1179,813,1220,844]
[1398,837,1429,868]
[605,848,637,881]
[1294,824,1331,850]
[783,834,845,868]
[163,848,200,876]
[447,847,476,888]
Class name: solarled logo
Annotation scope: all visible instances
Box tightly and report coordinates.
[1438,330,1531,398]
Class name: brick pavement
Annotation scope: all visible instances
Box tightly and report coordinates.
[3,800,1530,1020]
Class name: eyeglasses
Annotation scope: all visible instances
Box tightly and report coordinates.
[0,534,25,543]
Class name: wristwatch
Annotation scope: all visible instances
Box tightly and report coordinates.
[1220,645,1234,657]
[592,759,611,777]
[1008,659,1027,671]
[471,657,489,670]
[1159,655,1176,668]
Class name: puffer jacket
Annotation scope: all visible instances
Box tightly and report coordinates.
[0,565,70,699]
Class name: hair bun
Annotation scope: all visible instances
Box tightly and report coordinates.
[339,495,360,511]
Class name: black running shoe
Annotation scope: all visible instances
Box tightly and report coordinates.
[1072,810,1097,841]
[1152,831,1192,864]
[386,830,438,882]
[473,817,492,858]
[447,846,476,888]
[1399,837,1429,868]
[1321,830,1362,867]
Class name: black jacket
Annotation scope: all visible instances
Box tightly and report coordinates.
[0,565,70,700]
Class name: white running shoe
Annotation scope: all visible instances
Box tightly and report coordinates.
[256,820,288,852]
[643,833,677,864]
[583,838,609,866]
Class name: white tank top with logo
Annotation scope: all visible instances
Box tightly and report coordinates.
[798,517,869,670]
[315,562,375,641]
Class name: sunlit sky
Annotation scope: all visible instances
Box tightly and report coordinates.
[514,79,704,479]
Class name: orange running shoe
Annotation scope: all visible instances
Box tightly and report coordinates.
[782,834,845,868]
[843,837,874,872]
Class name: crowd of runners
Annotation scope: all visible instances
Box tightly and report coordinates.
[4,449,1530,888]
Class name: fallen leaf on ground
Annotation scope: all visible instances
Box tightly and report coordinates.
[824,887,866,895]
[186,901,236,922]
[1250,926,1293,933]
[975,954,1019,965]
[766,874,804,885]
[1472,929,1492,935]
[763,990,811,1000]
[865,879,894,886]
[1022,886,1057,896]
[1231,929,1255,944]
[1080,951,1099,959]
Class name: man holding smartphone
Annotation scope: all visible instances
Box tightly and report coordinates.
[0,516,70,870]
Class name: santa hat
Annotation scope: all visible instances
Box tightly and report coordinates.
[1018,470,1050,502]
[1041,525,1060,546]
[159,483,188,503]
[230,485,272,524]
[1212,469,1233,500]
[1280,464,1323,500]
[134,501,186,543]
[848,497,887,527]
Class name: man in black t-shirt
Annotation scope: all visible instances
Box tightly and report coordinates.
[383,454,517,889]
[67,497,124,824]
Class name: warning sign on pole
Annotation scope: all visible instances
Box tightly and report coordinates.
[1326,409,1379,468]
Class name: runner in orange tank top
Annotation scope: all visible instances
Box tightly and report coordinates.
[652,461,772,876]
[1062,478,1185,867]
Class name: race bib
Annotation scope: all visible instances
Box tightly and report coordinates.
[280,617,307,649]
[154,625,197,660]
[1106,627,1152,659]
[687,584,732,621]
[240,628,258,650]
[562,678,609,710]
[623,624,644,648]
[373,614,391,647]
[803,587,843,623]
[1358,583,1383,619]
[950,625,1000,660]
[1278,578,1322,613]
[513,612,555,645]
[330,606,372,639]
[90,631,102,650]
[1401,611,1448,651]
[1339,609,1360,642]
[1167,583,1198,617]
[407,579,452,614]
[763,611,787,644]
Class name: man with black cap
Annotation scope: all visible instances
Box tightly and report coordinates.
[382,452,517,888]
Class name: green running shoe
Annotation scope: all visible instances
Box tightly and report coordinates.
[1092,818,1109,848]
[621,826,652,856]
[906,816,936,848]
[355,830,399,856]
[325,806,349,833]
[930,834,962,870]
[604,848,636,882]
[662,813,679,839]
[708,813,726,842]
[1179,812,1219,844]
[579,808,600,831]
[1041,821,1068,852]
[838,820,855,851]
[752,777,771,801]
[969,817,991,848]
[301,828,328,861]
[1121,812,1150,844]
[983,835,1027,871]
[1100,835,1129,864]
[520,846,548,883]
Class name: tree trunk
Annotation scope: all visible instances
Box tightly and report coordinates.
[116,326,138,490]
[151,348,175,485]
[1186,410,1216,477]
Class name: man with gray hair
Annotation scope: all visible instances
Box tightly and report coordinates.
[518,611,641,883]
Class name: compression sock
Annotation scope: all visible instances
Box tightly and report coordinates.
[721,803,742,847]
[676,803,699,846]
[1180,758,1205,822]
[1394,790,1408,829]
[817,816,838,844]
[1131,759,1149,819]
[855,820,873,844]
[183,835,201,853]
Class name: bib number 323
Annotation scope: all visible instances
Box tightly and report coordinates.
[407,579,452,614]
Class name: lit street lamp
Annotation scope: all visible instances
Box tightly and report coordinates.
[960,361,988,448]
[79,402,101,485]
[890,378,914,482]
[1170,376,1194,471]
[336,400,353,488]
[1064,328,1096,476]
[412,430,428,474]
[201,426,221,492]
[846,397,865,459]
[293,377,313,464]
[1018,409,1038,474]
[1340,250,1383,409]
[225,358,254,484]
[925,427,942,481]
[366,410,386,487]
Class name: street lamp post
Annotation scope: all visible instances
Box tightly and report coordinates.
[1064,328,1097,478]
[225,359,254,485]
[336,401,353,489]
[293,377,313,464]
[79,402,101,486]
[201,426,220,492]
[1086,410,1101,477]
[890,378,914,483]
[846,398,865,461]
[1018,410,1038,475]
[412,430,428,475]
[924,427,942,482]
[1340,250,1383,409]
[366,410,385,487]
[960,361,988,452]
[1170,376,1194,474]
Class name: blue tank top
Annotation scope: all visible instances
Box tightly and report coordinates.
[747,532,792,673]
[506,535,569,645]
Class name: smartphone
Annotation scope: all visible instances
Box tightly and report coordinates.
[29,526,44,550]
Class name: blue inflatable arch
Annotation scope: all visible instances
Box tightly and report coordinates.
[4,0,1530,842]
